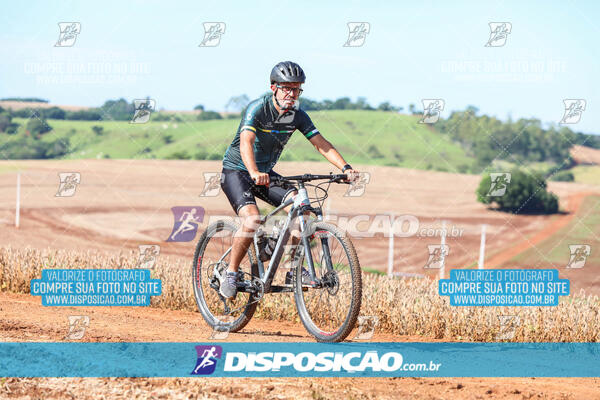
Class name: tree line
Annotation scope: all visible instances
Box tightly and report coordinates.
[433,106,600,172]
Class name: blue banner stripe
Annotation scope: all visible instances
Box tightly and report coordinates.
[0,343,599,377]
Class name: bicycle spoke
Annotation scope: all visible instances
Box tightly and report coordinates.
[300,228,355,334]
[194,223,255,324]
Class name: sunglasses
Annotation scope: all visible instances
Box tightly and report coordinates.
[275,84,303,96]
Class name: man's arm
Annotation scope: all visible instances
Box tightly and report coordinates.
[309,134,359,182]
[240,129,270,185]
[309,134,350,170]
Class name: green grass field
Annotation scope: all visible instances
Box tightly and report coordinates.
[572,165,600,185]
[0,164,24,174]
[8,111,589,177]
[11,111,473,171]
[510,195,600,267]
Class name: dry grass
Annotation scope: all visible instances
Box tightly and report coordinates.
[1,246,598,342]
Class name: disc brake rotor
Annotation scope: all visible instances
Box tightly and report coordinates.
[323,270,339,295]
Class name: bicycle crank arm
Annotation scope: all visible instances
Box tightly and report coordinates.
[269,285,308,293]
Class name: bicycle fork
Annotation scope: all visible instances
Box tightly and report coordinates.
[293,184,334,283]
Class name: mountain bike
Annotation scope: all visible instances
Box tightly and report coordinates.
[192,173,362,342]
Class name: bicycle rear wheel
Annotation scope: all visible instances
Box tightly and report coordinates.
[192,219,259,333]
[294,221,362,342]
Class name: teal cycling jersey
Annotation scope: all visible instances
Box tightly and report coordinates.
[222,94,321,172]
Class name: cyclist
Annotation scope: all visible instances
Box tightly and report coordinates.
[219,61,359,298]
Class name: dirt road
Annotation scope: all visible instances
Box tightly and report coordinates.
[1,291,599,400]
[2,160,599,398]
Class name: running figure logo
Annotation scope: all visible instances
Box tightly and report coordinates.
[282,244,305,270]
[344,22,370,47]
[487,173,511,197]
[191,345,223,375]
[55,22,81,47]
[566,244,591,269]
[353,316,379,340]
[560,99,586,124]
[344,172,371,197]
[136,245,160,269]
[424,244,450,269]
[485,22,512,47]
[131,99,156,124]
[495,315,520,340]
[419,99,445,124]
[199,23,226,47]
[167,207,205,242]
[55,172,81,197]
[209,316,234,340]
[65,315,89,340]
[199,172,222,197]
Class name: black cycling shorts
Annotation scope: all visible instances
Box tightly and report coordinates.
[220,168,296,215]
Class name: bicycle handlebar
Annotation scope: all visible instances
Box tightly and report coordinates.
[270,173,350,185]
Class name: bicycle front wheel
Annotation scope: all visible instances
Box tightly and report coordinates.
[294,221,362,342]
[192,219,259,333]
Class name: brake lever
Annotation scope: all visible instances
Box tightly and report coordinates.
[334,173,352,184]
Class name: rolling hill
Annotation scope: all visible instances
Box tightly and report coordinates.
[9,110,474,172]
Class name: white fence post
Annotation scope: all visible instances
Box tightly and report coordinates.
[15,172,21,228]
[478,224,487,269]
[387,213,395,276]
[439,220,446,279]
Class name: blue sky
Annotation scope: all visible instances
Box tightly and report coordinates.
[1,0,598,133]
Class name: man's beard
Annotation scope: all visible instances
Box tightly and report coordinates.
[281,98,299,110]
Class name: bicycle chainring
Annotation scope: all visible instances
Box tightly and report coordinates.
[220,271,264,316]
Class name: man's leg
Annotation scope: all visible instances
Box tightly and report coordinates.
[227,204,261,273]
[219,169,263,298]
[220,204,261,298]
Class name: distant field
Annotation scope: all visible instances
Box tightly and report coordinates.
[0,101,89,111]
[572,165,600,185]
[510,195,600,293]
[571,144,600,165]
[11,111,474,171]
[0,165,23,174]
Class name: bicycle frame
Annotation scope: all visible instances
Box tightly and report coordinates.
[257,183,323,291]
[211,179,339,295]
[251,183,335,293]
